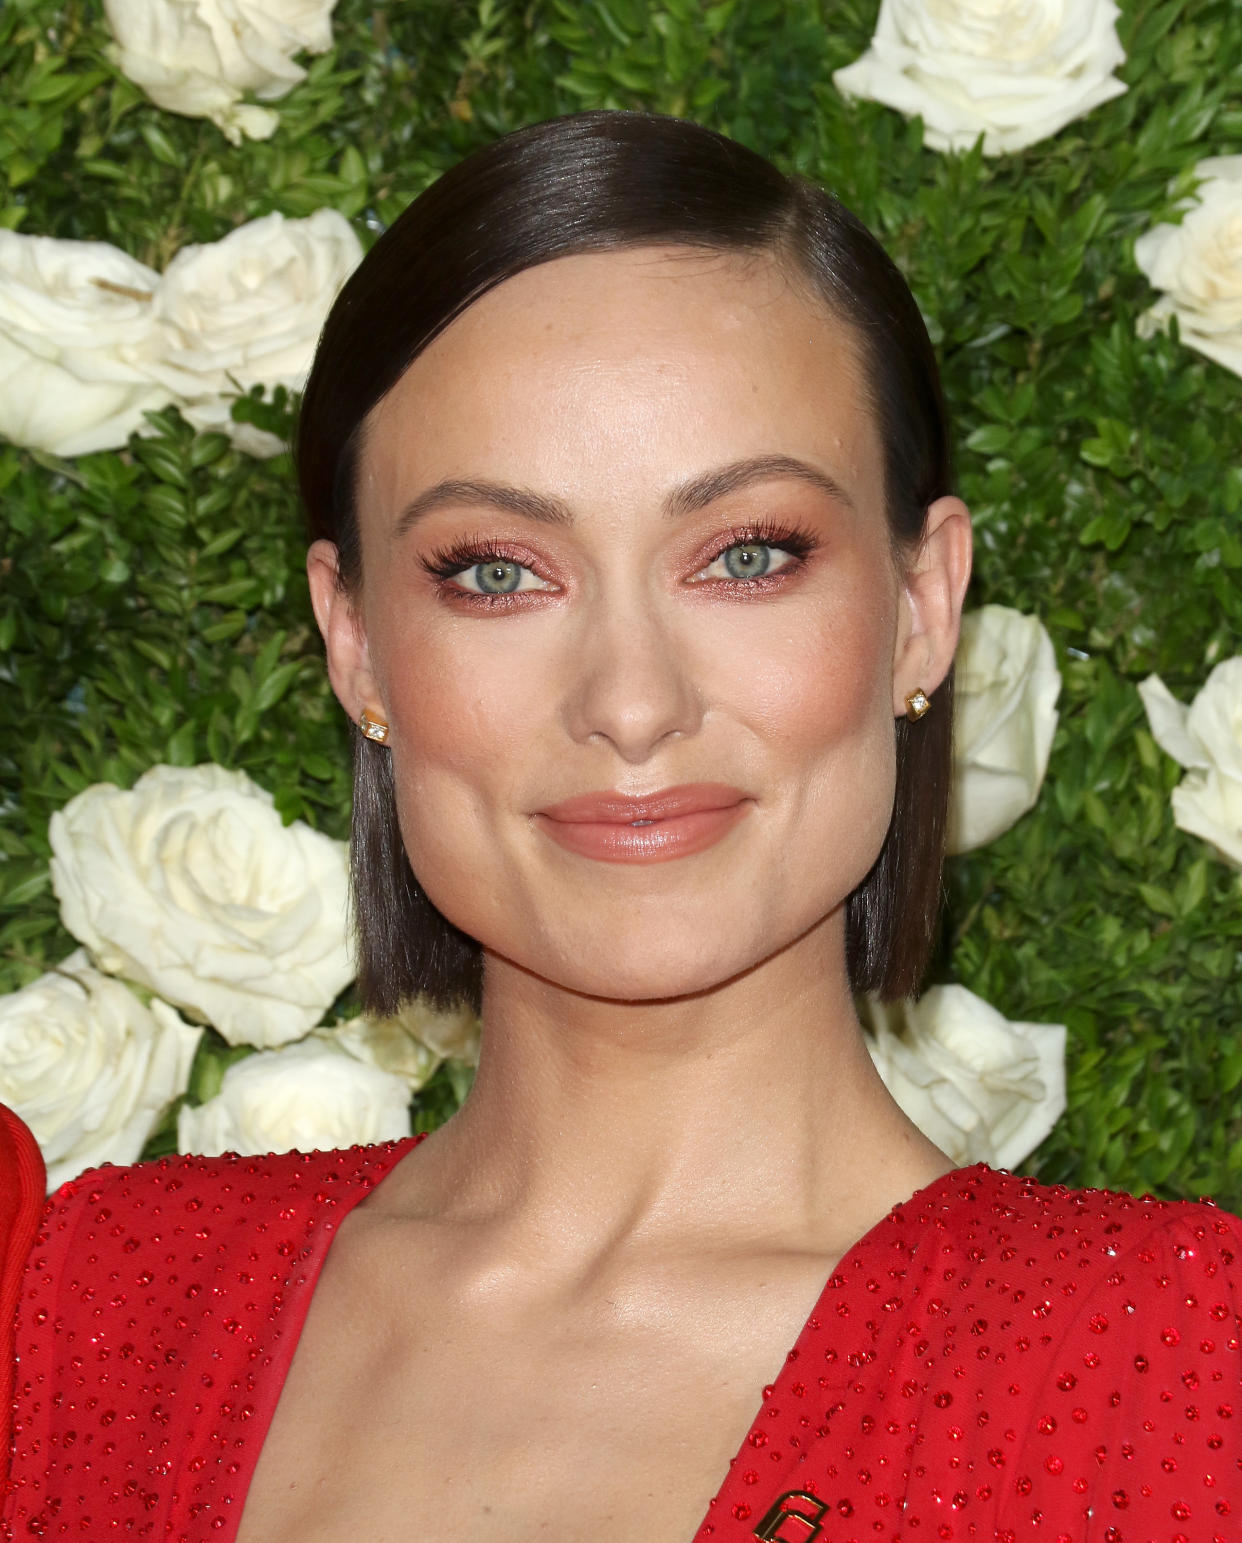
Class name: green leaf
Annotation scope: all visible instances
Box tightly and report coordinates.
[132,638,173,671]
[252,660,302,713]
[139,122,182,167]
[199,528,245,559]
[965,424,1013,456]
[1137,883,1176,917]
[0,865,51,907]
[200,612,248,642]
[166,720,198,765]
[189,433,231,470]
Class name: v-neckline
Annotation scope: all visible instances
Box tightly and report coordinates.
[226,1137,989,1542]
[690,1158,990,1536]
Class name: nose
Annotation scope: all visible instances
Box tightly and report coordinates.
[560,593,704,763]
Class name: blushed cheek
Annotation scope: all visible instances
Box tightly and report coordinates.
[373,598,543,775]
[727,594,898,879]
[372,614,551,928]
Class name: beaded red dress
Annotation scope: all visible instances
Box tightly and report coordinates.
[2,1124,1240,1542]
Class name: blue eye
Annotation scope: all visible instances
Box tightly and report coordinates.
[694,541,799,582]
[452,559,553,595]
[723,543,773,578]
[422,523,815,602]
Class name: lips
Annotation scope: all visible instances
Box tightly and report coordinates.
[538,782,748,823]
[534,782,751,864]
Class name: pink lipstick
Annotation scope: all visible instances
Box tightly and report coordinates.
[534,783,751,863]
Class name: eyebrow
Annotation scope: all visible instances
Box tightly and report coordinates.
[391,453,856,539]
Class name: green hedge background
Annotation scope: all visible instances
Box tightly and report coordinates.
[2,0,1240,1207]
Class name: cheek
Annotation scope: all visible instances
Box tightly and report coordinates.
[367,559,550,778]
[733,593,898,889]
[736,607,889,747]
[713,570,897,771]
[370,606,556,932]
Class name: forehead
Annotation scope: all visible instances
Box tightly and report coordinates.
[360,245,881,515]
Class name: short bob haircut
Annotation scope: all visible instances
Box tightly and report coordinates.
[298,109,956,1020]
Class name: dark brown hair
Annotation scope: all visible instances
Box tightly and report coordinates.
[298,110,955,1018]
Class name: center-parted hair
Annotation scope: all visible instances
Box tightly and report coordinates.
[297,109,955,1018]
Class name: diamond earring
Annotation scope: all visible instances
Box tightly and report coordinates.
[359,709,390,743]
[904,688,931,721]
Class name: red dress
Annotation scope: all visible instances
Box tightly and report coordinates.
[2,1119,1240,1541]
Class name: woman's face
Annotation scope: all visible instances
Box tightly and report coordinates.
[314,246,966,1002]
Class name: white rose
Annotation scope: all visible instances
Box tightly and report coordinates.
[948,605,1061,854]
[1134,157,1242,378]
[0,230,172,457]
[331,997,482,1091]
[0,950,201,1191]
[49,764,353,1050]
[1138,658,1242,868]
[104,0,338,145]
[833,0,1128,156]
[178,1038,411,1157]
[149,210,361,456]
[861,983,1067,1168]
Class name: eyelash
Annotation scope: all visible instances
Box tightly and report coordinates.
[419,518,820,607]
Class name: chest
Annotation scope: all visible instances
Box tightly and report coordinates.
[239,1329,754,1543]
[235,1233,840,1543]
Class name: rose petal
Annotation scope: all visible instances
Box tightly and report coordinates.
[147,210,361,458]
[862,984,1067,1168]
[1171,771,1242,870]
[177,1038,411,1158]
[1138,674,1208,771]
[948,606,1061,853]
[0,950,202,1190]
[0,231,172,456]
[49,765,353,1049]
[1134,156,1242,379]
[833,0,1127,157]
[104,0,334,138]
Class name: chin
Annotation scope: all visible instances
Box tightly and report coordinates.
[499,912,796,1005]
[555,954,735,1004]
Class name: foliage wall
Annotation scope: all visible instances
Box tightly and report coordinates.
[1,0,1240,1207]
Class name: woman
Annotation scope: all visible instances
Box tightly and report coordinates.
[3,111,1239,1542]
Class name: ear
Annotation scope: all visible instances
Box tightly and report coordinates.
[307,539,384,728]
[891,494,973,716]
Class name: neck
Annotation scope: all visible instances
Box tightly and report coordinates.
[392,912,954,1263]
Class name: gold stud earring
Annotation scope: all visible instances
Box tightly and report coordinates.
[359,709,389,743]
[904,688,931,721]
